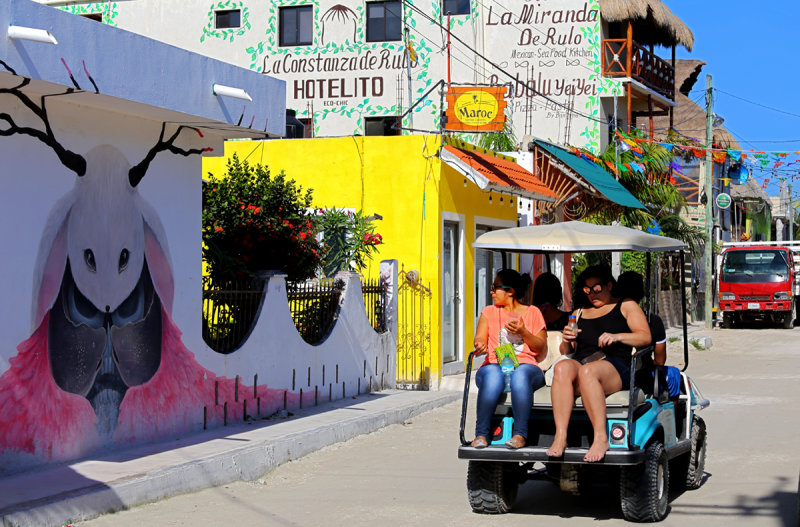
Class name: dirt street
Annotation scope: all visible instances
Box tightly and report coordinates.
[79,325,800,526]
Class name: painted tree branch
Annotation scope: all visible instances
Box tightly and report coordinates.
[129,123,211,187]
[0,78,86,176]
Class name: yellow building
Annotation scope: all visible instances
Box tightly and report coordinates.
[204,135,556,388]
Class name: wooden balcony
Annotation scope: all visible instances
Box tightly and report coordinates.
[602,39,674,101]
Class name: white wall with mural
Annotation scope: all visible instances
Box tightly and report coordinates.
[1,0,395,474]
[50,0,620,153]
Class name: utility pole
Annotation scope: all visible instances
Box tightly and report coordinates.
[703,74,714,329]
[790,179,795,241]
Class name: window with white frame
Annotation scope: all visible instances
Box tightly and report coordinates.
[279,5,313,46]
[442,0,470,16]
[215,9,241,29]
[364,116,400,136]
[366,1,402,42]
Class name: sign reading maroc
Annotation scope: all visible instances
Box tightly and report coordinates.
[445,86,507,132]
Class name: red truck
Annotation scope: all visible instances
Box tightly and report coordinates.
[718,243,799,329]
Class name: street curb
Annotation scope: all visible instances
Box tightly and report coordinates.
[0,390,459,527]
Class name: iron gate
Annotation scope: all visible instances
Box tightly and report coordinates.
[396,266,432,389]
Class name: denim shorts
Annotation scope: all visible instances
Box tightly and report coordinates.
[603,356,631,388]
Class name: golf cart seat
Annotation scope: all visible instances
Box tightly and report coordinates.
[531,385,646,408]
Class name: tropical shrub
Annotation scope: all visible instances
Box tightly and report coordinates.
[315,208,383,276]
[203,154,320,281]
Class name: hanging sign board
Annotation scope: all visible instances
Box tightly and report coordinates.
[445,86,507,132]
[716,192,732,209]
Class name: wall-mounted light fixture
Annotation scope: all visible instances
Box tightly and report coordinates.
[8,25,58,45]
[212,83,252,102]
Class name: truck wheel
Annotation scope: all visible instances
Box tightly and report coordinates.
[685,416,707,489]
[783,312,794,330]
[620,441,669,522]
[722,313,733,329]
[467,461,519,514]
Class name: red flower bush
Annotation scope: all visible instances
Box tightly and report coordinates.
[203,154,321,281]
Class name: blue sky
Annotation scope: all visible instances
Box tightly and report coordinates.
[664,0,799,198]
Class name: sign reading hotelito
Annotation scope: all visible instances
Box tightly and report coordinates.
[445,86,507,132]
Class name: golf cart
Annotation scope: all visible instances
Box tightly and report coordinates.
[458,222,710,522]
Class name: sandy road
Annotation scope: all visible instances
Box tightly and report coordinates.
[79,325,800,527]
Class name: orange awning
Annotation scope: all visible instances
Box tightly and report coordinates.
[441,144,557,202]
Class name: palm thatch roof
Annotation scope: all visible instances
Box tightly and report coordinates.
[730,177,770,204]
[599,0,694,51]
[652,60,740,150]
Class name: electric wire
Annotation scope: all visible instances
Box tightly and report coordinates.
[714,88,800,120]
[400,0,608,124]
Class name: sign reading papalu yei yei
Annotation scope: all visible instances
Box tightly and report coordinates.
[445,86,508,132]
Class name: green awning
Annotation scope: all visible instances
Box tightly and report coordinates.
[535,140,646,210]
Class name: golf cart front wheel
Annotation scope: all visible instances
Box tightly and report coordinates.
[620,441,669,522]
[685,416,707,489]
[466,461,519,514]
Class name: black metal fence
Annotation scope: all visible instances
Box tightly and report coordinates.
[202,275,266,354]
[202,274,389,352]
[286,279,345,344]
[361,277,388,333]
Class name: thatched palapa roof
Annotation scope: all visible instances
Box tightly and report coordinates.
[599,0,694,51]
[652,60,740,150]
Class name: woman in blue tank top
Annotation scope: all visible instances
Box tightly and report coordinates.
[545,265,651,462]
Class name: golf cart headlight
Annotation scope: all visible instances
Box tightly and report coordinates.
[774,291,791,300]
[720,292,736,301]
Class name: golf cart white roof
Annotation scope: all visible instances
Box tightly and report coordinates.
[472,221,688,253]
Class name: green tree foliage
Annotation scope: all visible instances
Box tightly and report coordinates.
[315,208,383,276]
[477,120,518,153]
[584,134,703,255]
[203,154,321,281]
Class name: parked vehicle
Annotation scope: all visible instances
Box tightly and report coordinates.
[458,221,710,522]
[718,243,799,329]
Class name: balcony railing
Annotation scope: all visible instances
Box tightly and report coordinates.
[602,39,674,101]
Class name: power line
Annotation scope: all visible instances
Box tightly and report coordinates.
[715,88,800,120]
[401,0,608,125]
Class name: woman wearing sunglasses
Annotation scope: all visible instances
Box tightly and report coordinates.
[545,265,651,462]
[471,269,548,450]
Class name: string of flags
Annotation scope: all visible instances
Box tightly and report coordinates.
[569,130,800,191]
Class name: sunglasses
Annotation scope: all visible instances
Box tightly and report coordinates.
[490,284,511,292]
[582,283,605,295]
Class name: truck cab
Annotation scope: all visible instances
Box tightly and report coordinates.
[718,245,797,329]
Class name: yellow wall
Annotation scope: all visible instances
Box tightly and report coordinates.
[438,156,518,369]
[203,135,518,384]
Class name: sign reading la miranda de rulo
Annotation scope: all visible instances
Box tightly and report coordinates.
[445,86,507,132]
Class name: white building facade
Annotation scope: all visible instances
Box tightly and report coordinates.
[52,0,623,152]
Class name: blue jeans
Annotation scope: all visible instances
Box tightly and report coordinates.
[475,363,545,439]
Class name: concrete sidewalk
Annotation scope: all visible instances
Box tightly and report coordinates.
[0,390,459,527]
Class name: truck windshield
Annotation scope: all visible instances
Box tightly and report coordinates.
[721,250,789,283]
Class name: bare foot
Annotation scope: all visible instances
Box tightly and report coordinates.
[584,440,609,462]
[546,433,567,457]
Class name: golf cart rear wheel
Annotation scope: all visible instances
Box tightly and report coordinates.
[466,461,519,514]
[620,441,669,522]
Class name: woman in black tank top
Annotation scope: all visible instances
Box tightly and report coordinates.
[545,265,651,463]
